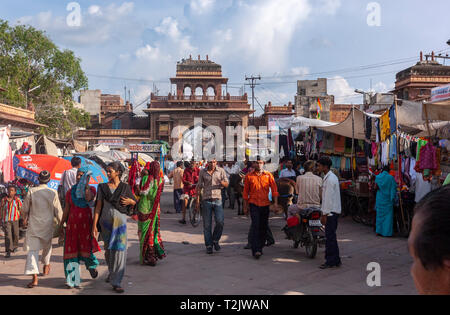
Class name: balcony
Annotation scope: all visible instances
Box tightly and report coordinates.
[151,93,248,102]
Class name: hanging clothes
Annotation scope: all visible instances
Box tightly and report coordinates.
[375,119,381,143]
[389,105,397,134]
[415,139,428,162]
[334,135,345,154]
[0,127,10,162]
[1,145,14,182]
[418,142,437,171]
[365,116,372,140]
[389,134,397,161]
[380,111,390,142]
[381,141,389,166]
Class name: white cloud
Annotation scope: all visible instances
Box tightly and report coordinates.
[209,0,312,73]
[136,44,162,61]
[316,0,341,15]
[88,5,102,16]
[190,0,216,14]
[328,76,361,104]
[15,2,139,47]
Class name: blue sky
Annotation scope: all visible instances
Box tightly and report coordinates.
[2,0,450,115]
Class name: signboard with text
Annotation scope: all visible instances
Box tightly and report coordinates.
[431,84,450,103]
[98,139,124,147]
[129,144,162,153]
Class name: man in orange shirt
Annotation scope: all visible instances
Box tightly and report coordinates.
[243,157,281,259]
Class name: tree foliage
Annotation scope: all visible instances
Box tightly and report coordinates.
[0,19,90,138]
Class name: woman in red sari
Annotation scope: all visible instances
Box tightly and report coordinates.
[137,161,165,266]
[60,167,101,288]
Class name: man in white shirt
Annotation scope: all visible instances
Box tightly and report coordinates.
[317,156,342,269]
[295,160,322,210]
[59,157,82,207]
[279,159,297,180]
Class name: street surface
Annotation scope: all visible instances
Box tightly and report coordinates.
[0,184,416,295]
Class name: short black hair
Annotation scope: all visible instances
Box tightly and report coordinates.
[107,161,124,178]
[383,165,390,173]
[7,185,17,192]
[184,161,191,169]
[176,161,183,168]
[413,186,450,270]
[71,157,82,168]
[317,156,332,169]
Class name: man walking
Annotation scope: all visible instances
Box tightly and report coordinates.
[168,161,184,214]
[243,157,280,259]
[317,157,342,269]
[196,159,229,255]
[59,157,82,207]
[22,171,63,288]
[179,161,198,225]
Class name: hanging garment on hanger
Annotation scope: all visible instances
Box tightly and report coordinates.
[380,111,390,142]
[389,134,397,161]
[389,106,397,134]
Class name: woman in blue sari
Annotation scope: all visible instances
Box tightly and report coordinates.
[375,166,398,237]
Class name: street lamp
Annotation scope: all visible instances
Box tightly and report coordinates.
[447,39,450,46]
[26,85,40,108]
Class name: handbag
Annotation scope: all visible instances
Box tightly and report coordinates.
[29,189,61,239]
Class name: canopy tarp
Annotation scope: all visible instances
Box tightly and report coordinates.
[423,99,450,122]
[319,108,380,140]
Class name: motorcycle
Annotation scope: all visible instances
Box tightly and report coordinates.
[283,207,325,259]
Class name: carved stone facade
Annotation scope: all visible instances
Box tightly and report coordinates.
[144,56,254,146]
[394,55,450,101]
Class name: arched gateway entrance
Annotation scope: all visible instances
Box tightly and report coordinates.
[145,56,254,161]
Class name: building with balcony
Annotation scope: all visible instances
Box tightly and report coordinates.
[144,56,254,147]
[393,52,450,101]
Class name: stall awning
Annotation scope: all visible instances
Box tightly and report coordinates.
[423,99,450,121]
[319,108,380,140]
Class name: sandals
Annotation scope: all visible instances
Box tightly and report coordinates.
[27,282,38,289]
[88,269,99,279]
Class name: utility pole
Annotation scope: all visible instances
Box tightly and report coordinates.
[245,75,261,124]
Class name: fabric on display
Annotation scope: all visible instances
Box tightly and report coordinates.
[365,116,372,140]
[389,134,397,161]
[380,111,390,142]
[375,119,381,143]
[389,106,397,134]
[0,127,9,162]
[321,133,334,154]
[345,138,353,154]
[334,135,345,154]
[418,142,437,171]
[1,145,14,182]
[416,139,428,162]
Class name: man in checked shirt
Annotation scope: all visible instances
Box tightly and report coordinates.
[196,159,229,255]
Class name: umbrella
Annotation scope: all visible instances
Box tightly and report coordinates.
[13,155,72,190]
[63,156,108,186]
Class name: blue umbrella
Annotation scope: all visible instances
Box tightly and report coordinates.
[63,156,108,187]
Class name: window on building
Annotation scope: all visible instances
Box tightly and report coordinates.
[112,119,122,130]
[299,89,306,96]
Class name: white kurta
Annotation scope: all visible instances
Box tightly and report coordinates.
[21,184,63,251]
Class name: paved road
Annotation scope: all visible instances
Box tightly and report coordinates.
[0,184,417,295]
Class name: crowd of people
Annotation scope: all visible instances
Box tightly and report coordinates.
[1,152,449,295]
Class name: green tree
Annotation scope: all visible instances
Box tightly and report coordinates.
[0,19,90,138]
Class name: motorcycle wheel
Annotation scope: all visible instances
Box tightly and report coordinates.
[304,229,318,259]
